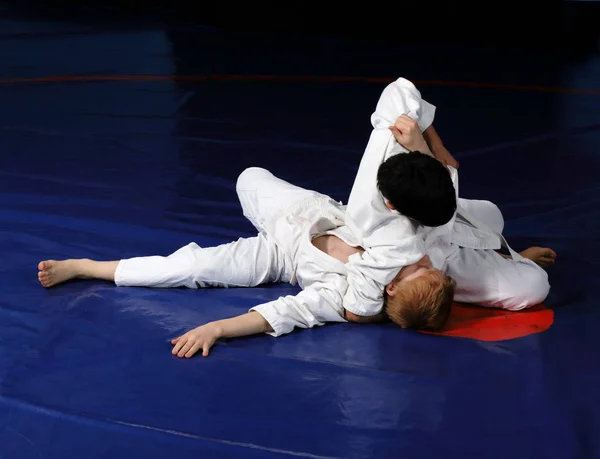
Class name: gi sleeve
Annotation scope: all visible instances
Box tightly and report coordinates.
[342,77,436,316]
[250,283,347,337]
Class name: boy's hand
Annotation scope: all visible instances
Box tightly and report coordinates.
[171,322,223,358]
[388,114,430,154]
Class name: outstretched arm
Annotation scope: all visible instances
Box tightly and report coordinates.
[171,311,271,358]
[171,282,349,358]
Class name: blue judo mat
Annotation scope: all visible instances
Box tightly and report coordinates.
[1,6,600,459]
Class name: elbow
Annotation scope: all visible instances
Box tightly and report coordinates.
[345,310,387,324]
[344,310,365,323]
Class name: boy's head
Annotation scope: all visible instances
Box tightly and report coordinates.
[384,255,455,332]
[377,151,457,227]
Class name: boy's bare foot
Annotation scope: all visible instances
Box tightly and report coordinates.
[519,247,557,268]
[38,260,86,288]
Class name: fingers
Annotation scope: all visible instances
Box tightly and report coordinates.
[171,335,187,355]
[171,335,214,358]
[176,338,196,358]
[389,115,419,147]
[390,114,417,130]
[388,125,403,143]
[446,158,459,168]
[201,341,213,357]
[541,249,557,264]
[437,153,459,169]
[538,259,555,268]
[540,256,556,267]
[186,342,204,358]
[393,114,418,134]
[536,248,557,268]
[171,332,199,357]
[396,113,418,128]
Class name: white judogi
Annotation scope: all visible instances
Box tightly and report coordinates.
[344,76,549,315]
[443,200,550,311]
[343,77,436,316]
[115,167,360,337]
[113,78,549,334]
[114,166,549,337]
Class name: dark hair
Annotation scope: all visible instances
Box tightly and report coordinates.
[377,151,456,227]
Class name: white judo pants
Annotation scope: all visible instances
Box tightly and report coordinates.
[114,168,317,289]
[447,200,550,311]
[114,168,550,312]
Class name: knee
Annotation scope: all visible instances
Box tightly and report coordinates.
[168,243,201,271]
[503,264,550,311]
[236,167,270,193]
[481,201,504,234]
[464,199,504,234]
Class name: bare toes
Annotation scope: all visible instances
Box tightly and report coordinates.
[38,260,56,272]
[39,261,49,271]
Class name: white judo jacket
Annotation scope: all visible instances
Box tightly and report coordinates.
[343,77,506,316]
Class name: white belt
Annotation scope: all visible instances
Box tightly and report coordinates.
[455,210,524,261]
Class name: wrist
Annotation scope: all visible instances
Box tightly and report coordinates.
[209,321,225,338]
[414,141,433,156]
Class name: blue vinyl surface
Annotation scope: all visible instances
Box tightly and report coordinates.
[1,8,600,459]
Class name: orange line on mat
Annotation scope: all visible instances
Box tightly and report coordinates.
[1,74,599,94]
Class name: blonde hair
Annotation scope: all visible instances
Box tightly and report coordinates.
[385,270,456,332]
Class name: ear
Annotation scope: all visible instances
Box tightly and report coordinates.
[384,200,396,211]
[385,281,397,296]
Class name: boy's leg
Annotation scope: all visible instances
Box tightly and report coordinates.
[235,167,327,234]
[39,168,326,289]
[446,245,552,311]
[116,235,292,288]
[38,260,118,287]
[38,233,293,289]
[457,199,505,234]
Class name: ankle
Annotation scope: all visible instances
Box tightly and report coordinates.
[75,259,93,278]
